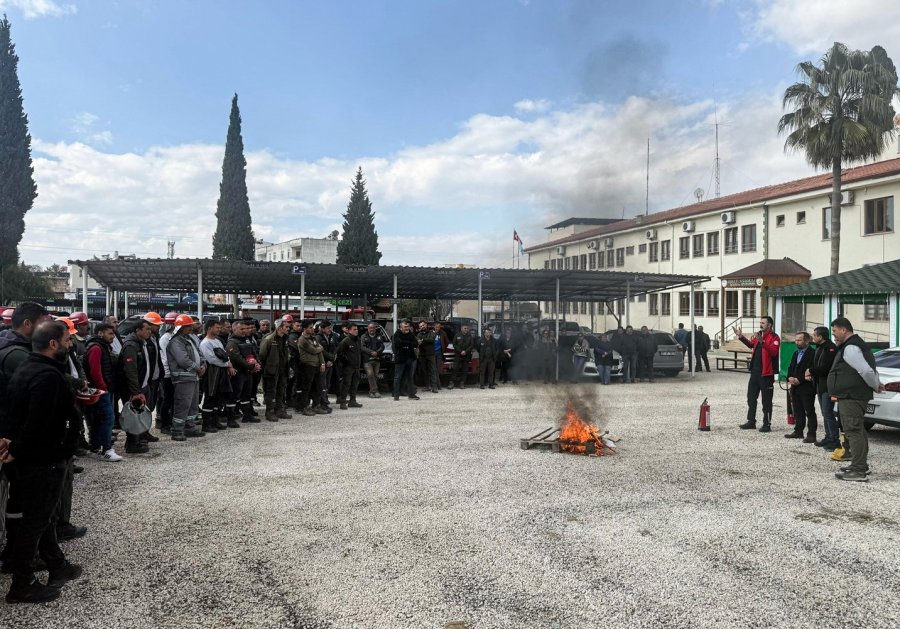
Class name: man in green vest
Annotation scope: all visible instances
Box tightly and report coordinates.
[826,317,885,482]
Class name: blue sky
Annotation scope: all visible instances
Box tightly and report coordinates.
[5,0,900,267]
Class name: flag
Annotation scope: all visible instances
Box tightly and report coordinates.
[519,241,525,256]
[513,230,522,243]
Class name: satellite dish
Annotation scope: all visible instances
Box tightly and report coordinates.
[694,188,705,202]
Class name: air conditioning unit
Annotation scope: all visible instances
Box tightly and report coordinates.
[556,245,566,256]
[645,229,657,240]
[603,237,615,248]
[586,240,598,250]
[721,211,736,224]
[829,190,855,205]
[682,221,695,233]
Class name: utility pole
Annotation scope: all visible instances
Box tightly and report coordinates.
[645,137,650,215]
[714,111,721,198]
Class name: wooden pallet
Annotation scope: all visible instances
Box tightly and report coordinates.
[520,426,561,452]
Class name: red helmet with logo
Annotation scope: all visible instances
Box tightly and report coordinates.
[282,314,294,323]
[164,311,179,324]
[69,311,89,326]
[1,308,12,323]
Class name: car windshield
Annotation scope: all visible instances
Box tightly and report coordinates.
[874,350,900,369]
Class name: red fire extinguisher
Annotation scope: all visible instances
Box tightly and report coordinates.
[786,387,795,426]
[698,397,711,431]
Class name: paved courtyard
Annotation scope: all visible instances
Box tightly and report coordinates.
[2,370,900,629]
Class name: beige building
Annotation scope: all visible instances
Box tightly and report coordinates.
[526,157,900,344]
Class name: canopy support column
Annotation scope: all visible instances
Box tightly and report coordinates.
[773,295,783,382]
[124,291,129,319]
[689,282,696,377]
[270,293,274,322]
[555,277,560,382]
[625,280,631,327]
[300,275,306,319]
[392,274,398,333]
[890,292,899,348]
[112,290,118,319]
[81,266,89,314]
[197,264,203,321]
[477,271,483,336]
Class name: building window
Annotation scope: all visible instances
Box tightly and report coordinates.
[571,256,578,270]
[661,293,671,316]
[617,299,625,315]
[679,292,691,316]
[648,242,659,262]
[864,196,894,234]
[741,224,757,252]
[638,243,647,253]
[822,207,831,240]
[616,248,625,266]
[742,290,757,317]
[638,294,646,303]
[724,227,738,254]
[606,302,615,315]
[648,293,659,315]
[598,252,605,268]
[544,260,550,269]
[797,211,806,224]
[580,301,587,315]
[550,259,557,270]
[694,291,705,317]
[725,290,739,318]
[564,257,571,270]
[692,234,704,257]
[707,232,719,255]
[625,246,634,256]
[679,237,690,259]
[776,215,785,227]
[865,304,889,320]
[707,291,719,317]
[660,240,671,261]
[606,250,615,267]
[589,252,597,269]
[580,254,587,269]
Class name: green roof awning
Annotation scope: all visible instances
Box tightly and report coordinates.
[766,260,900,298]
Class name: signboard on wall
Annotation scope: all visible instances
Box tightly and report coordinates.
[721,277,764,288]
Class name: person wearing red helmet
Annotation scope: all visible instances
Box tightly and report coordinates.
[165,315,206,441]
[0,308,13,332]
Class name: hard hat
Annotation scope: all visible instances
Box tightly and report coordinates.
[56,316,76,334]
[69,311,89,326]
[75,387,105,405]
[1,308,12,323]
[164,311,179,324]
[282,314,294,323]
[142,312,163,326]
[173,314,194,333]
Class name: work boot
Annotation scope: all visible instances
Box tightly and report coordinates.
[301,408,316,417]
[242,402,260,423]
[125,433,149,453]
[201,410,218,434]
[5,579,61,604]
[835,470,869,482]
[47,561,83,588]
[738,420,756,429]
[784,431,803,439]
[340,402,348,410]
[291,394,303,412]
[226,406,241,428]
[312,405,329,415]
[139,431,159,443]
[265,406,278,422]
[759,412,772,433]
[184,421,205,438]
[171,419,186,441]
[839,464,870,474]
[802,434,817,444]
[276,407,292,420]
[56,523,87,542]
[348,401,362,408]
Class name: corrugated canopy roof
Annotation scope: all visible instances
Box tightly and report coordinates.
[766,259,900,297]
[71,258,710,302]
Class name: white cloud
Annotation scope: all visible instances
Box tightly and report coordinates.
[513,99,551,114]
[743,0,900,54]
[21,92,832,269]
[0,0,76,19]
[69,111,114,146]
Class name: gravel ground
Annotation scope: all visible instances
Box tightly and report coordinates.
[2,370,900,629]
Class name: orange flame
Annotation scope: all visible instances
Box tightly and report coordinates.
[559,401,605,455]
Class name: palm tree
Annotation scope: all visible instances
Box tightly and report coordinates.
[778,42,899,275]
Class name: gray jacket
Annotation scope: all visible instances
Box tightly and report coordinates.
[166,333,204,380]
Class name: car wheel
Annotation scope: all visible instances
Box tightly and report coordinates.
[864,420,876,431]
[664,370,680,377]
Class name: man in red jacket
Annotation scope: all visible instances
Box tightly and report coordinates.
[735,316,781,432]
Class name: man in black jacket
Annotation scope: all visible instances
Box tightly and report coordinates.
[316,321,338,410]
[450,324,475,390]
[392,320,420,401]
[336,324,362,410]
[785,331,817,442]
[807,326,839,449]
[0,321,83,603]
[416,321,438,393]
[636,326,658,383]
[619,326,639,384]
[478,328,499,389]
[119,321,154,454]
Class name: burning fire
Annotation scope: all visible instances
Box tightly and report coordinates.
[559,401,607,456]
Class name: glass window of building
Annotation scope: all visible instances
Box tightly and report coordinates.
[864,196,894,234]
[660,240,671,261]
[616,248,625,266]
[707,291,719,316]
[724,227,738,254]
[648,293,659,315]
[822,207,831,240]
[741,224,757,252]
[679,237,690,259]
[648,242,659,262]
[742,290,757,317]
[692,234,704,257]
[707,232,719,255]
[661,293,671,316]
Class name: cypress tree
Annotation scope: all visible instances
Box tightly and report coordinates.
[212,93,255,260]
[336,167,382,265]
[0,15,37,268]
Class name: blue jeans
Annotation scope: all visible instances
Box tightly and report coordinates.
[393,359,417,398]
[622,354,638,382]
[598,365,611,385]
[90,392,115,451]
[819,390,839,442]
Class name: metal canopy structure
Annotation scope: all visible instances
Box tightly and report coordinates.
[71,258,709,303]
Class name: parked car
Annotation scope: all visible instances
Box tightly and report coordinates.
[540,320,582,334]
[333,320,393,391]
[604,329,684,377]
[557,333,622,381]
[865,346,900,430]
[435,321,480,385]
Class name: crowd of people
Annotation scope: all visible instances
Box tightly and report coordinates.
[0,302,889,604]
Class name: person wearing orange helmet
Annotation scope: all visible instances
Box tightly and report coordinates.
[68,312,90,365]
[165,315,206,441]
[137,313,164,446]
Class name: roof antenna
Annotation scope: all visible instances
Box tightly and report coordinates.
[645,137,650,215]
[714,107,721,198]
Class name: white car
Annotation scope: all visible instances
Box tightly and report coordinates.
[865,347,900,430]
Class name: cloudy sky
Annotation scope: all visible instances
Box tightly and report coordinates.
[5,0,900,268]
